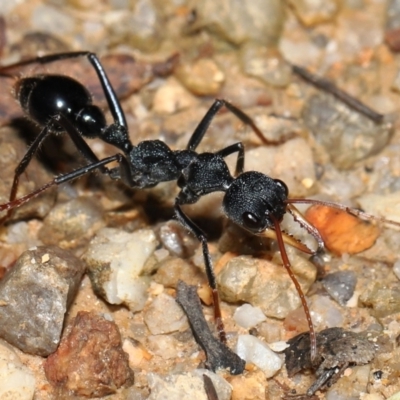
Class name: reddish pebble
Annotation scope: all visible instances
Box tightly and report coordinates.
[44,311,133,397]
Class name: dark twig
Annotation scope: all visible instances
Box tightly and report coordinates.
[292,64,384,123]
[176,281,245,375]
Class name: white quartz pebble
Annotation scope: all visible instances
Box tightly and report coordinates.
[236,334,283,377]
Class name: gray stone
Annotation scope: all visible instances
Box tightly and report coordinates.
[0,246,85,356]
[302,93,393,169]
[322,271,357,306]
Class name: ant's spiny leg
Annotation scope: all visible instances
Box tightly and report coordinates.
[174,202,226,343]
[271,216,317,363]
[0,154,124,217]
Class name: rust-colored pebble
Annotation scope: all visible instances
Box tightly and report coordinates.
[44,311,133,397]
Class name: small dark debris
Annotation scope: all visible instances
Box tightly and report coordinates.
[373,370,383,380]
[203,374,219,400]
[176,280,245,375]
[284,327,376,396]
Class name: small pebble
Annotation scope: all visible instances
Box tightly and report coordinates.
[83,228,158,312]
[0,246,85,356]
[357,192,400,223]
[360,282,400,318]
[0,339,35,400]
[143,292,189,335]
[393,260,400,280]
[187,0,285,46]
[235,334,283,377]
[146,335,181,359]
[240,43,292,87]
[39,196,105,246]
[309,295,345,330]
[302,93,393,170]
[147,370,232,400]
[175,58,225,96]
[288,0,340,27]
[233,303,266,329]
[44,311,133,397]
[217,254,316,319]
[152,77,199,114]
[322,271,357,306]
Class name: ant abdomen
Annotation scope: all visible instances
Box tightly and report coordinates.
[16,74,106,136]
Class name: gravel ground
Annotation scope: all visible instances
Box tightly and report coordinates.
[1,1,400,399]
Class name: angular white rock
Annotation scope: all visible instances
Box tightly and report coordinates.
[235,334,283,378]
[0,340,36,399]
[233,303,266,329]
[84,228,158,311]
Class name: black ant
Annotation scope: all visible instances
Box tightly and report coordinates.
[0,52,399,363]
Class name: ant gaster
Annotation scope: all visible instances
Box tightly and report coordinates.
[1,52,399,362]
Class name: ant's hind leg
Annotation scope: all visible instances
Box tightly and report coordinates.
[1,114,108,224]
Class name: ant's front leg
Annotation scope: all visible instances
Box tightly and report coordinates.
[174,201,226,344]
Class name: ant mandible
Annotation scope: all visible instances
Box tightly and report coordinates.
[0,51,399,363]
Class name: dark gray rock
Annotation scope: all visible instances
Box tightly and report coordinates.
[0,246,85,356]
[322,271,357,306]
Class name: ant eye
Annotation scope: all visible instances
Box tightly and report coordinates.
[242,212,261,231]
[274,179,288,196]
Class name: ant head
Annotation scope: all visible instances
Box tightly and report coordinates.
[222,171,288,234]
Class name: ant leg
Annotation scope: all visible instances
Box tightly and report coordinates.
[271,216,317,364]
[187,99,278,152]
[286,204,326,254]
[0,154,124,214]
[0,113,110,223]
[174,201,226,343]
[216,142,244,176]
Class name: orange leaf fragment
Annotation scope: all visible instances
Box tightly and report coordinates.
[305,204,380,255]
